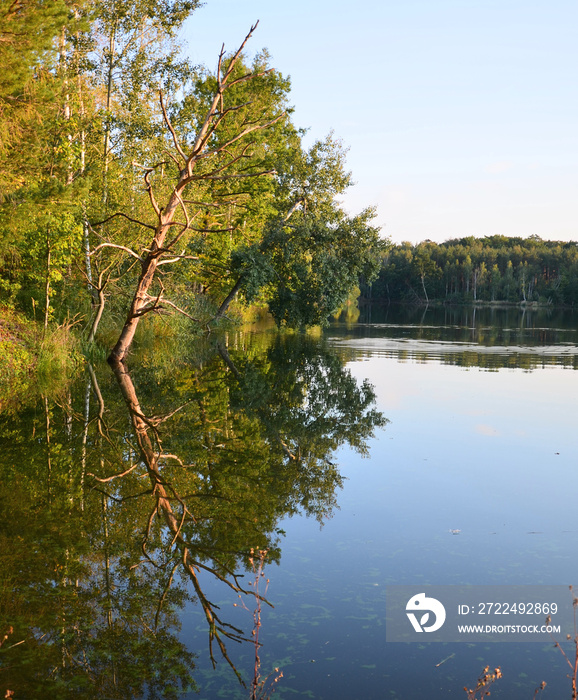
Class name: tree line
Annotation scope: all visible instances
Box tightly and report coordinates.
[0,0,383,363]
[362,235,578,306]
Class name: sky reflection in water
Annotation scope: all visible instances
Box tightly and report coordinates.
[2,310,577,699]
[185,311,578,699]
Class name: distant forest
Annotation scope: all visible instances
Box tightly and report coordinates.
[361,235,578,306]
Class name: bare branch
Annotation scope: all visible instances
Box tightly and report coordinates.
[160,91,187,163]
[163,206,202,250]
[182,118,284,186]
[227,67,274,90]
[144,169,162,218]
[189,142,255,182]
[200,101,253,144]
[91,212,156,231]
[168,503,189,548]
[142,503,160,559]
[164,150,182,168]
[157,254,200,266]
[159,223,233,234]
[133,301,163,318]
[188,23,260,162]
[147,401,194,427]
[283,198,305,222]
[159,453,187,466]
[154,560,181,632]
[199,169,276,182]
[89,242,143,261]
[217,101,252,115]
[217,43,225,90]
[182,199,243,208]
[132,160,169,171]
[166,187,191,248]
[88,462,140,482]
[220,22,260,85]
[151,298,200,322]
[214,114,284,151]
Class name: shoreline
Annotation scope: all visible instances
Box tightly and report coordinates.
[359,298,576,311]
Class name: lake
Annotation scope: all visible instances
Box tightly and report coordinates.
[1,304,577,699]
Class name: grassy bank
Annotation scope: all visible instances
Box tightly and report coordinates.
[0,307,82,410]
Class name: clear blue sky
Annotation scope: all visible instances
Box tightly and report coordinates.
[183,0,578,244]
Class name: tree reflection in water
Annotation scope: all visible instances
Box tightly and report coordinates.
[0,332,386,698]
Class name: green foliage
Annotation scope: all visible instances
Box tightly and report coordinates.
[214,126,385,327]
[250,209,383,327]
[0,307,38,410]
[0,338,35,403]
[36,322,83,382]
[0,307,81,413]
[0,0,71,192]
[365,235,578,306]
[0,3,383,347]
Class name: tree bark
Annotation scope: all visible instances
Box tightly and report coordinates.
[107,24,281,365]
[215,276,244,319]
[44,235,51,330]
[108,197,180,364]
[420,273,429,304]
[87,282,106,344]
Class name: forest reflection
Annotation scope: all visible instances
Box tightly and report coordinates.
[330,304,578,370]
[0,332,386,698]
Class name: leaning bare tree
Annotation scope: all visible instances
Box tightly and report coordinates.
[95,23,283,365]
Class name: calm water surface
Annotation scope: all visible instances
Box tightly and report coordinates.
[1,306,578,699]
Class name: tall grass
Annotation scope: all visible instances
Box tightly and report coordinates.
[36,320,82,388]
[0,307,82,410]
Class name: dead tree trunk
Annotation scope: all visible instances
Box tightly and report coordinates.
[215,276,244,319]
[105,23,282,366]
[108,217,176,363]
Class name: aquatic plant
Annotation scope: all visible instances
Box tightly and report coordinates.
[235,549,283,699]
[464,665,502,698]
